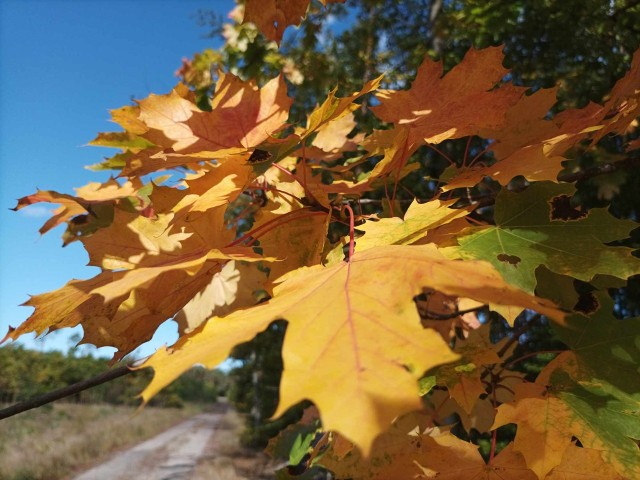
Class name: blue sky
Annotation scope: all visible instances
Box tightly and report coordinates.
[0,0,235,358]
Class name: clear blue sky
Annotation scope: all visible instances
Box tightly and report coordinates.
[0,0,235,358]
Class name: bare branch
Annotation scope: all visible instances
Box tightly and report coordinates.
[0,357,148,420]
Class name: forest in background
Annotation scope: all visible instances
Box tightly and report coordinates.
[0,344,227,408]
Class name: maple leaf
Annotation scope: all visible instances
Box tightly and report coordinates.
[552,291,640,397]
[80,209,192,270]
[319,414,536,480]
[492,382,576,479]
[493,303,640,480]
[414,289,482,343]
[243,0,344,45]
[532,274,640,478]
[310,110,360,153]
[145,161,253,253]
[318,126,419,195]
[141,244,563,454]
[303,76,382,139]
[494,359,640,479]
[262,74,383,167]
[446,182,640,293]
[241,161,332,285]
[88,131,155,150]
[592,48,640,142]
[372,47,525,146]
[13,189,90,235]
[253,208,331,287]
[441,87,584,191]
[90,248,266,304]
[425,387,497,434]
[2,273,124,343]
[175,261,266,333]
[414,437,537,480]
[346,198,471,253]
[443,50,640,192]
[546,445,627,480]
[182,159,253,216]
[12,178,137,236]
[137,74,291,154]
[433,326,502,415]
[8,158,268,359]
[323,198,468,265]
[4,248,268,360]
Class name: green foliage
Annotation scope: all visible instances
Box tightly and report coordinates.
[450,182,640,292]
[227,321,308,448]
[0,344,224,406]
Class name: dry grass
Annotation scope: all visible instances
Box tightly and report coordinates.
[0,402,196,480]
[193,409,275,480]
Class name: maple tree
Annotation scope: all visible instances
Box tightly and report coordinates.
[5,0,640,478]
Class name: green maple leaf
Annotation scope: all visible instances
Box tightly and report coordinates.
[551,288,640,406]
[446,182,640,293]
[494,283,640,478]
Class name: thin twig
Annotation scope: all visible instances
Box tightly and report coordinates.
[557,157,640,183]
[0,357,147,420]
[503,349,565,369]
[496,313,542,358]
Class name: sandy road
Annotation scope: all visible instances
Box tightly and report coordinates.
[73,412,222,480]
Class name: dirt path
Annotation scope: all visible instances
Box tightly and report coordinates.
[73,412,222,480]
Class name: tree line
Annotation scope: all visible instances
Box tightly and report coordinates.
[0,344,227,408]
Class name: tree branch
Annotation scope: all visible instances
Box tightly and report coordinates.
[0,357,147,420]
[497,313,542,358]
[611,0,640,19]
[557,156,640,183]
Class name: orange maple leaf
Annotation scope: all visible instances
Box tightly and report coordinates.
[243,0,344,45]
[137,74,291,154]
[12,178,138,235]
[320,414,537,480]
[372,46,525,146]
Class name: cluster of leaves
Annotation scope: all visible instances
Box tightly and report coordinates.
[5,0,640,478]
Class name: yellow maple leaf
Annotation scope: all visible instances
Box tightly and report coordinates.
[141,244,563,454]
[493,382,575,479]
[81,209,192,270]
[351,198,471,252]
[546,445,627,480]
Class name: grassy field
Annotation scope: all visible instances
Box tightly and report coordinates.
[0,402,197,480]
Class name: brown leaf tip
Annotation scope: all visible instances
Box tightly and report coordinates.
[1,325,16,345]
[549,194,588,221]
